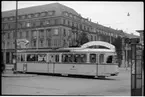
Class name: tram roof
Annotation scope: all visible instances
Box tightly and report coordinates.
[17,47,115,53]
[71,48,115,53]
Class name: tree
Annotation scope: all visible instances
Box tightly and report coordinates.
[112,36,123,67]
[70,32,89,47]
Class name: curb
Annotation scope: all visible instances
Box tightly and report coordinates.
[2,74,36,77]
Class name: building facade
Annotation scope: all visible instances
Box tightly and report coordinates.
[2,3,125,64]
[136,30,144,46]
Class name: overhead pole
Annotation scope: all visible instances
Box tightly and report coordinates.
[14,1,18,73]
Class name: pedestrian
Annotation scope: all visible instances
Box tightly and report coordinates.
[2,62,5,74]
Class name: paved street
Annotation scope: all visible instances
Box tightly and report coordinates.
[2,68,131,96]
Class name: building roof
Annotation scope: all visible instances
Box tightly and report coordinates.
[124,33,139,38]
[2,3,80,17]
[136,30,144,33]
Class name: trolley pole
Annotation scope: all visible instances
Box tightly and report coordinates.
[14,1,18,73]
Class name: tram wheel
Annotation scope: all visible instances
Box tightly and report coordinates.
[98,76,106,79]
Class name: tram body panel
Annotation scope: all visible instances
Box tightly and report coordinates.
[104,64,119,74]
[75,64,97,75]
[54,63,77,74]
[54,63,97,75]
[26,63,48,73]
[17,62,24,71]
[97,65,105,76]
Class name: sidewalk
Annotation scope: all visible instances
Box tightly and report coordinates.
[2,70,36,77]
[119,67,131,71]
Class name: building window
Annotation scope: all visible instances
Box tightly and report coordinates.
[26,31,29,38]
[63,29,66,37]
[48,11,55,15]
[72,22,74,27]
[51,19,55,25]
[21,15,26,19]
[4,23,9,29]
[40,12,47,17]
[34,13,40,18]
[73,15,76,19]
[39,30,44,38]
[18,22,22,28]
[9,16,14,21]
[21,22,26,28]
[19,31,22,38]
[46,29,51,37]
[2,41,5,48]
[68,21,70,26]
[26,22,31,27]
[4,17,8,21]
[28,14,33,18]
[7,32,10,39]
[44,20,50,25]
[7,41,10,48]
[40,39,44,47]
[69,14,73,18]
[54,19,59,25]
[32,39,37,47]
[47,38,51,47]
[65,12,69,16]
[63,19,66,25]
[46,20,50,25]
[9,23,14,29]
[54,29,59,35]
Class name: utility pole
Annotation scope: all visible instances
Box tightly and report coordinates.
[14,1,18,73]
[125,43,128,70]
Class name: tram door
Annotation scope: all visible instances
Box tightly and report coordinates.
[48,53,55,73]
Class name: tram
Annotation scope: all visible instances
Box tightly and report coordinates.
[16,41,119,78]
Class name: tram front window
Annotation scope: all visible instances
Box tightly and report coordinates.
[106,55,113,63]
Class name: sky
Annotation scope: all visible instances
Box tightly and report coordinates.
[2,1,144,36]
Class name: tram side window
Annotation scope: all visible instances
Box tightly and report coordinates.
[38,54,46,62]
[55,54,59,63]
[80,54,87,63]
[21,54,25,62]
[62,54,68,63]
[74,54,81,63]
[68,54,73,62]
[99,54,104,64]
[106,56,113,63]
[90,54,96,63]
[27,54,38,62]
